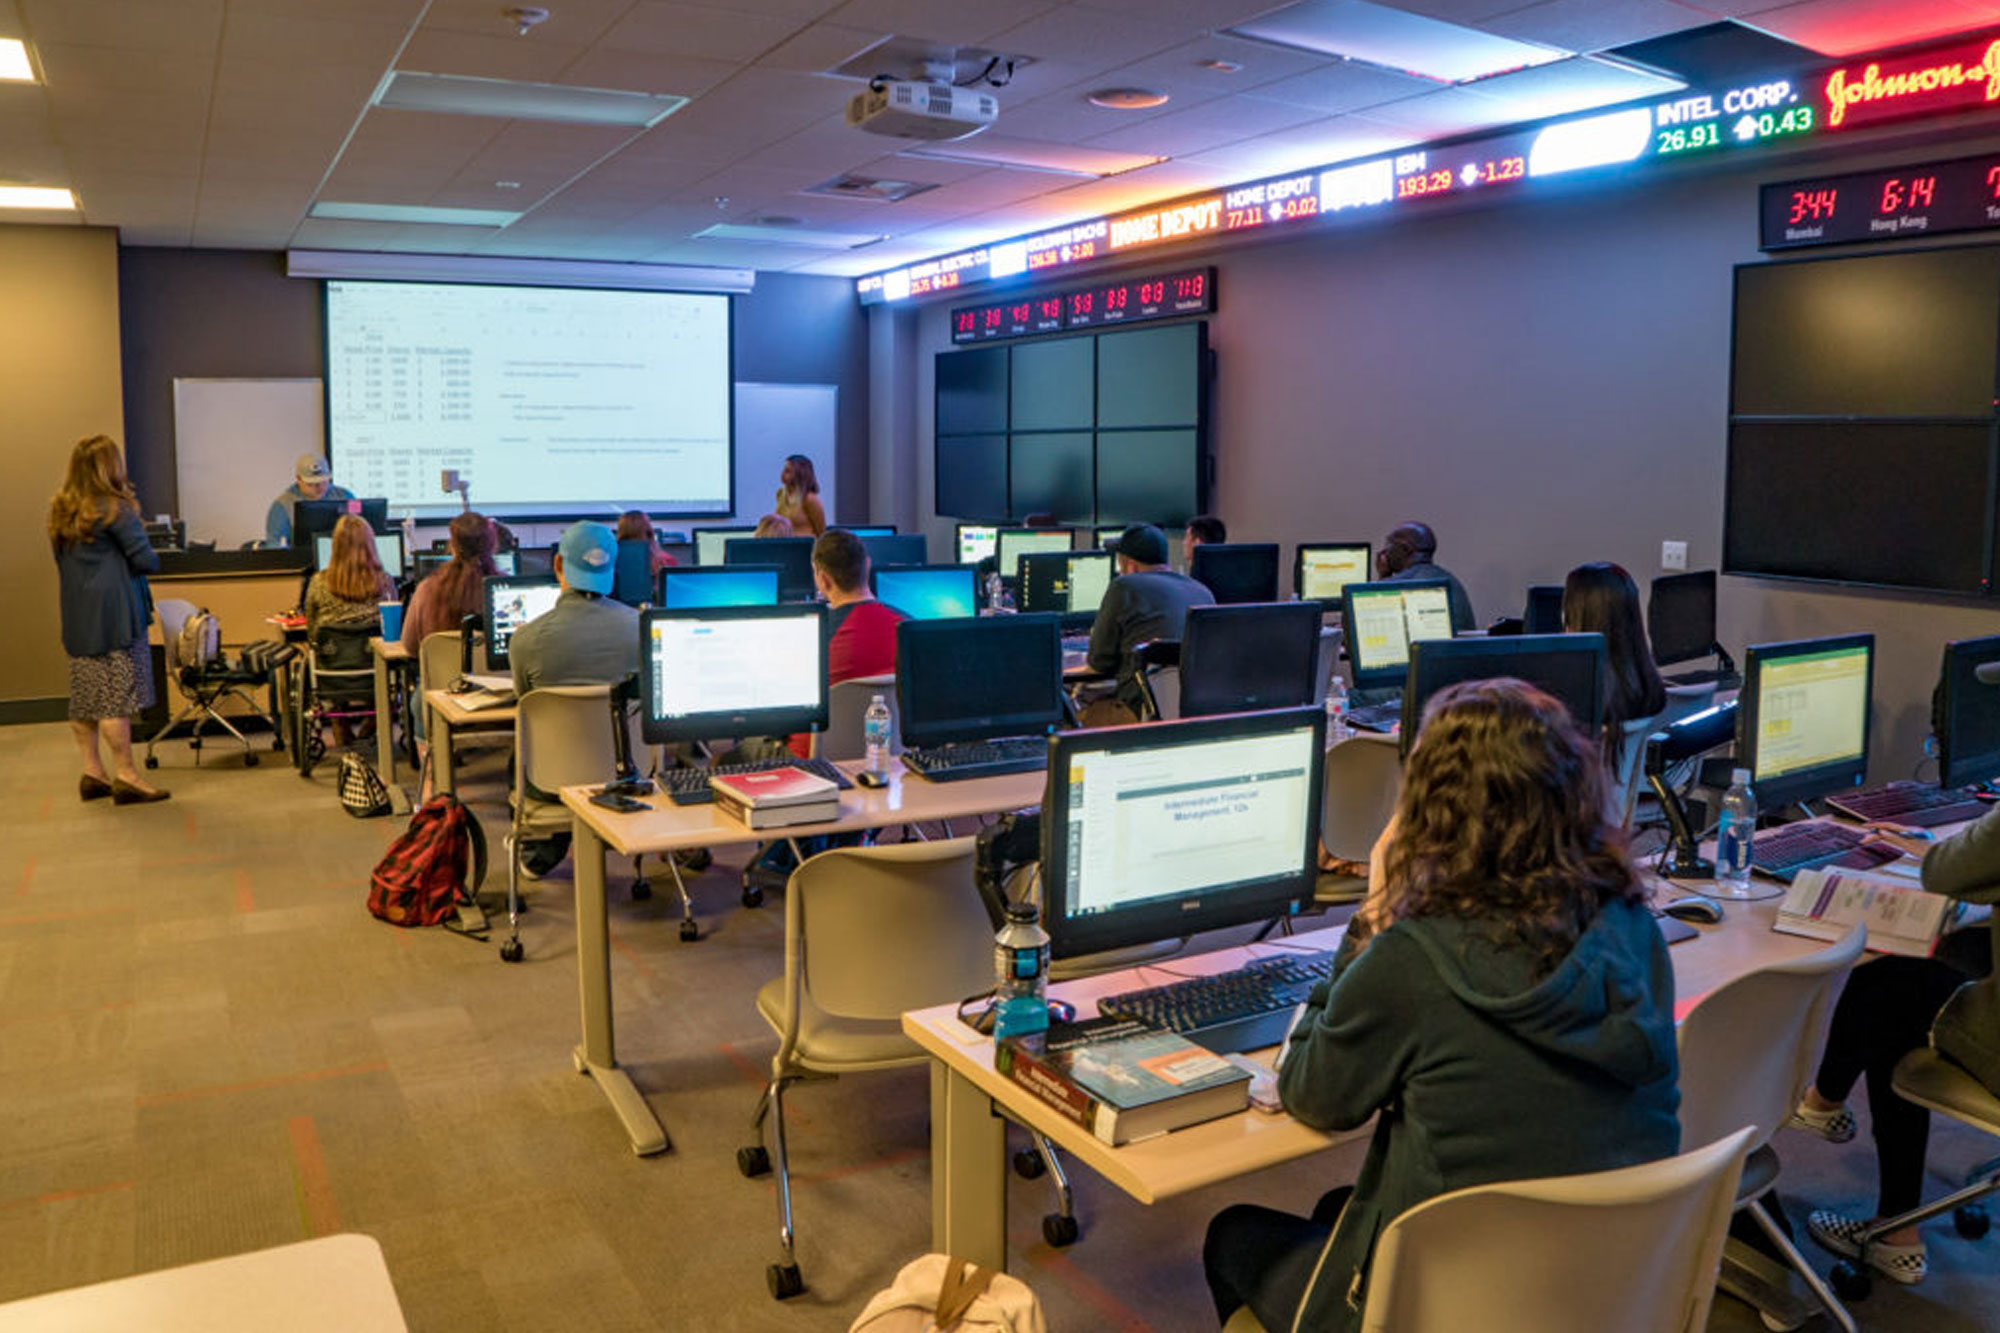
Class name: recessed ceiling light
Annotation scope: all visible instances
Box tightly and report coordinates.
[900,136,1164,178]
[1088,87,1169,110]
[0,186,75,210]
[1227,0,1565,84]
[752,215,804,227]
[0,39,32,82]
[696,223,885,249]
[374,70,686,127]
[1198,59,1242,73]
[310,201,522,227]
[495,180,522,189]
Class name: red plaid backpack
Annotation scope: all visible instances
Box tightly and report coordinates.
[369,795,487,929]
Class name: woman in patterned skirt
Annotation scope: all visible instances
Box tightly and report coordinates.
[49,435,168,804]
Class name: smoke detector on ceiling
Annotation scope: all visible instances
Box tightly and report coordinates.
[502,6,549,36]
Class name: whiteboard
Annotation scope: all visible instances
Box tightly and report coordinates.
[173,378,324,547]
[730,382,837,527]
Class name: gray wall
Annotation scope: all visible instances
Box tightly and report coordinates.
[891,139,2000,784]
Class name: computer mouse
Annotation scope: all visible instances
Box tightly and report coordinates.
[1662,894,1725,925]
[855,768,888,789]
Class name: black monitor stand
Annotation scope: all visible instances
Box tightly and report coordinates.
[604,675,652,797]
[452,614,481,692]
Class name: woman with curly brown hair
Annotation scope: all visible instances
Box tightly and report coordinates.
[1204,677,1681,1332]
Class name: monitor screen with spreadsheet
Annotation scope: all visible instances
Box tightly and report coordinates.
[314,529,406,579]
[873,565,977,621]
[996,528,1073,577]
[639,604,827,744]
[1937,635,2000,788]
[895,614,1064,748]
[1294,543,1371,604]
[1738,634,1873,808]
[956,523,999,564]
[1341,580,1455,690]
[481,575,561,670]
[1039,708,1325,959]
[658,565,779,609]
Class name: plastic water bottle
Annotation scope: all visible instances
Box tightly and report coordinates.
[984,569,1005,613]
[992,903,1050,1040]
[1716,768,1757,895]
[863,694,891,774]
[1325,676,1350,742]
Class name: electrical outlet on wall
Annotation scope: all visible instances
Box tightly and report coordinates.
[1661,540,1688,571]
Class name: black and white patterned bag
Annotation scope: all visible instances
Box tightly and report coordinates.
[337,751,392,818]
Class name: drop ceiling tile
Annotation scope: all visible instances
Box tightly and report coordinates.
[1345,83,1510,137]
[755,22,892,72]
[188,223,299,248]
[985,5,1191,70]
[1736,0,2000,56]
[733,112,893,173]
[1461,53,1683,122]
[1085,87,1332,154]
[421,0,630,43]
[18,0,224,55]
[1481,0,1719,53]
[50,113,208,154]
[34,44,215,99]
[394,29,591,82]
[1068,0,1307,26]
[1094,33,1337,99]
[0,146,77,185]
[554,48,739,98]
[627,67,843,151]
[219,11,414,66]
[1240,57,1437,112]
[199,150,329,185]
[986,90,1179,141]
[823,0,1062,46]
[1375,0,1532,21]
[68,144,204,178]
[599,2,811,62]
[1179,113,1410,173]
[232,0,427,21]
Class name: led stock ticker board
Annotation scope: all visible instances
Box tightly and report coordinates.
[950,268,1214,343]
[1763,151,2000,249]
[858,27,2000,306]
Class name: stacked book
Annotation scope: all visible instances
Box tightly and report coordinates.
[995,1015,1251,1145]
[1776,860,1964,957]
[710,766,840,829]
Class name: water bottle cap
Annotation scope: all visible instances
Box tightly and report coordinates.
[1731,768,1751,785]
[1005,902,1038,923]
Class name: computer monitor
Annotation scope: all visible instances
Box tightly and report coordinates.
[956,523,999,564]
[1095,525,1128,550]
[313,529,406,579]
[1016,550,1113,626]
[1738,633,1874,808]
[1649,570,1718,667]
[723,536,817,602]
[845,525,897,537]
[1179,602,1323,719]
[873,565,978,620]
[1063,551,1113,623]
[895,613,1065,748]
[1401,634,1607,754]
[995,528,1074,579]
[859,533,929,569]
[293,497,389,547]
[1294,543,1371,605]
[1340,580,1455,691]
[692,526,757,567]
[1190,543,1280,604]
[639,604,828,745]
[481,575,561,671]
[1936,635,2000,788]
[513,546,552,577]
[1523,584,1566,635]
[412,548,516,580]
[658,565,780,609]
[1038,707,1326,960]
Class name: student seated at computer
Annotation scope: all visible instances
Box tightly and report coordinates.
[402,511,499,650]
[1183,513,1225,570]
[612,510,675,606]
[305,515,395,636]
[1789,810,1998,1286]
[1204,678,1679,1333]
[264,452,353,547]
[1562,561,1667,757]
[1085,524,1215,723]
[1376,520,1475,634]
[783,529,906,759]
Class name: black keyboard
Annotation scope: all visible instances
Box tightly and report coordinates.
[1827,781,1988,828]
[1664,667,1742,689]
[1344,698,1403,733]
[902,737,1048,782]
[1097,951,1336,1055]
[1749,821,1900,881]
[657,756,854,806]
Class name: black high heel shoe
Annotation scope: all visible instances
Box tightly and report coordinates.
[111,780,170,805]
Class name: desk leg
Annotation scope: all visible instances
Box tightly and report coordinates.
[433,703,456,798]
[373,654,410,814]
[572,820,670,1157]
[930,1060,1007,1271]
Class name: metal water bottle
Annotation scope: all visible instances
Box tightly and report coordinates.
[993,903,1050,1039]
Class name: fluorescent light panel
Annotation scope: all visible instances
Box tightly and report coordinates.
[374,71,686,128]
[1462,55,1683,123]
[286,249,756,294]
[900,136,1164,178]
[0,186,75,210]
[311,201,522,227]
[1227,0,1566,84]
[0,38,32,81]
[695,223,885,248]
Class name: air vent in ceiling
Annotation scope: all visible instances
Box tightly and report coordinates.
[802,174,939,203]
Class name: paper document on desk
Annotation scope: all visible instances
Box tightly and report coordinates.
[463,673,513,693]
[1776,866,1960,957]
[454,687,515,712]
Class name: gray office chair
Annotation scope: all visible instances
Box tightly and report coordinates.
[1300,734,1401,914]
[1611,681,1717,826]
[1309,625,1344,706]
[814,673,899,763]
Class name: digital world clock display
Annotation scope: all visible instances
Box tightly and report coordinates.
[1762,151,2000,249]
[949,269,1214,343]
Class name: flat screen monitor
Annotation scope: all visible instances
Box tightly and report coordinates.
[1649,571,1717,667]
[895,613,1064,748]
[415,549,515,579]
[1341,580,1455,691]
[513,545,553,577]
[1402,634,1606,754]
[693,526,757,567]
[845,526,896,537]
[873,565,978,621]
[859,533,929,569]
[1016,550,1113,624]
[1191,543,1280,604]
[722,536,816,602]
[481,575,561,671]
[314,529,406,579]
[1294,543,1371,605]
[1738,634,1873,809]
[957,523,999,564]
[1937,635,2000,788]
[293,497,389,547]
[1523,585,1565,636]
[995,528,1074,579]
[1039,707,1325,960]
[1094,525,1126,549]
[1064,551,1113,621]
[639,604,828,745]
[658,565,779,609]
[1180,602,1323,719]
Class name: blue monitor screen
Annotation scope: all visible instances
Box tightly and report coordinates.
[660,566,780,609]
[875,566,977,620]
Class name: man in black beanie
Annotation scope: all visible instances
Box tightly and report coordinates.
[1086,524,1216,720]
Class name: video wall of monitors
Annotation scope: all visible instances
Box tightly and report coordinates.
[934,321,1208,526]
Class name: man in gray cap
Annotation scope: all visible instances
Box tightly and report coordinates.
[264,452,354,547]
[1086,523,1215,720]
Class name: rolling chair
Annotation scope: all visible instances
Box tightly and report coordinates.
[1300,734,1402,913]
[144,599,286,769]
[1676,926,1866,1332]
[814,674,900,763]
[734,839,993,1300]
[1309,625,1343,707]
[1610,681,1717,827]
[415,630,511,793]
[293,624,377,777]
[1131,639,1182,722]
[1224,1128,1755,1333]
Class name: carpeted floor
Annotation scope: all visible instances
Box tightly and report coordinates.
[0,720,1994,1330]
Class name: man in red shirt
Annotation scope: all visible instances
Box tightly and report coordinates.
[785,529,905,758]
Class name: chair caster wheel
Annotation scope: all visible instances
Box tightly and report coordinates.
[679,919,699,942]
[741,887,764,908]
[245,753,259,767]
[144,756,158,770]
[767,1262,803,1300]
[737,1145,771,1177]
[1013,1148,1046,1180]
[631,879,653,901]
[1042,1213,1079,1247]
[499,938,524,963]
[1956,1203,1989,1239]
[1829,1260,1871,1301]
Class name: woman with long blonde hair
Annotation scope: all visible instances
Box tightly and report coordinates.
[303,513,396,635]
[49,434,168,804]
[772,455,826,536]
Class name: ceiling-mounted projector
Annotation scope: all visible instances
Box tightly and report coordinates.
[847,81,997,141]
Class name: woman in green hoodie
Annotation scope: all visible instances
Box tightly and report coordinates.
[1204,678,1681,1332]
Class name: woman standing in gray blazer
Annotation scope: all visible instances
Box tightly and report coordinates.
[49,435,168,804]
